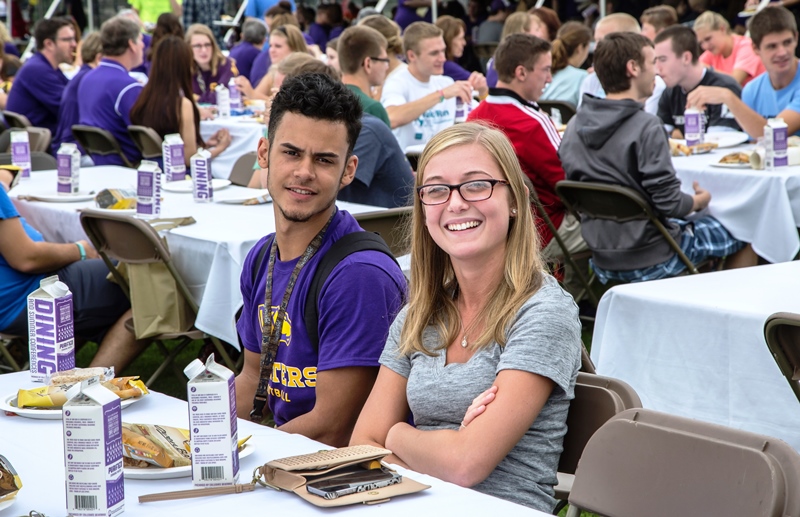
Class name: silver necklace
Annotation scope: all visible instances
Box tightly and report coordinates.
[459,313,469,348]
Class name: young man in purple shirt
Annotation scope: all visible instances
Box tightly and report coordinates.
[235,73,406,447]
[78,16,145,166]
[6,18,76,135]
[229,19,266,81]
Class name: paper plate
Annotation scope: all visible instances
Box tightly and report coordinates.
[88,207,137,214]
[0,393,142,420]
[0,498,18,514]
[214,189,271,205]
[162,179,231,193]
[710,162,751,169]
[124,443,255,480]
[22,192,95,202]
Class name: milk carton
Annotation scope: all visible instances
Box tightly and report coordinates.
[136,160,162,219]
[28,275,75,383]
[684,107,704,147]
[228,77,242,110]
[190,149,213,203]
[184,354,239,487]
[216,84,231,118]
[764,117,788,169]
[63,377,124,517]
[57,143,81,195]
[162,133,186,182]
[10,130,31,178]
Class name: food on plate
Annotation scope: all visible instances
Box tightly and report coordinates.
[719,152,750,165]
[0,455,22,504]
[122,424,252,469]
[669,139,690,156]
[95,188,137,210]
[49,367,114,385]
[16,376,148,408]
[689,142,719,154]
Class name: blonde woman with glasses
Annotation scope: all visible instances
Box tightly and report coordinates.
[351,122,581,513]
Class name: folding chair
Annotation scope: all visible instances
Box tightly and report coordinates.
[127,125,163,160]
[0,151,57,170]
[764,311,800,404]
[0,332,26,372]
[353,206,411,258]
[79,209,237,384]
[72,125,136,168]
[2,110,31,128]
[0,127,52,153]
[566,408,800,517]
[555,180,704,276]
[553,372,641,512]
[537,100,577,124]
[229,151,258,187]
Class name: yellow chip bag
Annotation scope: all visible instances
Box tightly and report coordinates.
[122,423,192,468]
[0,455,22,503]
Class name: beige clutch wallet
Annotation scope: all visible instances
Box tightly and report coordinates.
[139,445,430,507]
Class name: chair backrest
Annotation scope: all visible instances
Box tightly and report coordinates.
[229,151,257,187]
[568,408,800,517]
[555,179,699,274]
[353,206,411,258]
[579,346,595,374]
[0,151,58,171]
[559,372,641,474]
[127,125,164,159]
[764,311,800,403]
[72,125,135,168]
[538,100,577,124]
[3,110,31,128]
[0,127,52,153]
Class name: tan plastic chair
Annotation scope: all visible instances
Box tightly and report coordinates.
[229,151,258,187]
[79,210,237,384]
[0,127,52,153]
[556,179,705,276]
[353,206,411,258]
[764,311,800,403]
[553,372,641,510]
[566,408,800,517]
[0,151,57,170]
[127,125,163,160]
[2,110,31,128]
[538,100,577,124]
[72,125,136,168]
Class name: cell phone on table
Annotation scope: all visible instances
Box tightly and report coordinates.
[306,465,402,500]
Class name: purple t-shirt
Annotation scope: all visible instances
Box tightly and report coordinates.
[78,59,144,166]
[52,64,92,154]
[229,41,261,81]
[236,210,407,426]
[443,60,471,82]
[192,58,236,104]
[308,23,343,49]
[4,42,19,57]
[394,0,430,30]
[249,50,271,85]
[6,52,68,135]
[486,58,498,88]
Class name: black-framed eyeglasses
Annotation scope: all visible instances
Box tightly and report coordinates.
[417,179,509,205]
[369,56,390,63]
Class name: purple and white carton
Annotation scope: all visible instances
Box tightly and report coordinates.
[216,84,231,118]
[228,77,242,110]
[191,149,213,203]
[684,107,704,147]
[63,377,124,517]
[162,133,186,182]
[57,142,81,195]
[184,354,239,487]
[765,118,788,168]
[27,275,75,383]
[10,130,31,178]
[136,160,162,219]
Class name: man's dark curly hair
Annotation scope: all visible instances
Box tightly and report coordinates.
[268,73,363,157]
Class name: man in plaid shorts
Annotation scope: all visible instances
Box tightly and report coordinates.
[559,32,757,283]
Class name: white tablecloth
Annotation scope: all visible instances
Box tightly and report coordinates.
[672,146,800,263]
[8,166,383,347]
[0,371,545,517]
[200,118,264,179]
[592,261,800,451]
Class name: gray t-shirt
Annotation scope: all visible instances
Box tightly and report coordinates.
[380,275,582,512]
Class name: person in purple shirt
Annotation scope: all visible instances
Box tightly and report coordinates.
[52,32,102,156]
[235,73,406,445]
[117,9,150,75]
[394,0,434,30]
[307,3,345,49]
[78,16,145,166]
[187,23,237,104]
[6,18,76,135]
[437,15,488,97]
[230,19,266,81]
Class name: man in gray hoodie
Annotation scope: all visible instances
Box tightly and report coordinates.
[559,32,755,283]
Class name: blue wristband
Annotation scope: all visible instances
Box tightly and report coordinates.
[75,242,86,261]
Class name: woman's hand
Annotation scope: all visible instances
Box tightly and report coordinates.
[199,106,216,120]
[206,128,232,155]
[468,71,488,97]
[234,75,255,99]
[460,385,497,429]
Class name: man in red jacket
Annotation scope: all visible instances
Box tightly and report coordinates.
[468,33,586,263]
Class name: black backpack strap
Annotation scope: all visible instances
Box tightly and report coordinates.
[251,236,273,284]
[304,231,399,351]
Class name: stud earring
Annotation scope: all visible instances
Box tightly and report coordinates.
[510,208,518,216]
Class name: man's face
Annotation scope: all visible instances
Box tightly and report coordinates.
[262,112,357,227]
[365,48,390,87]
[409,36,447,77]
[634,45,657,100]
[654,39,687,88]
[133,33,144,68]
[641,23,657,43]
[521,51,552,103]
[755,30,798,76]
[53,26,77,65]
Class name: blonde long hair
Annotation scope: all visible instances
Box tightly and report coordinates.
[185,23,228,76]
[399,122,545,356]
